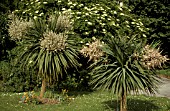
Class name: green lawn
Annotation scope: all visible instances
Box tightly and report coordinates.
[0,91,170,111]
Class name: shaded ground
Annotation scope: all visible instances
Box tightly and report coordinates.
[103,98,161,111]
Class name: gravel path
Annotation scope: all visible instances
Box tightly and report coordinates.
[155,77,170,99]
[131,77,170,99]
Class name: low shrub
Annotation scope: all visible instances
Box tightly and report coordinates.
[0,47,41,92]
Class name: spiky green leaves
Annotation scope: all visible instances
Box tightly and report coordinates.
[20,41,79,83]
[91,61,158,96]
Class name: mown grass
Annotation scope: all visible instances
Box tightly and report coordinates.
[0,91,170,111]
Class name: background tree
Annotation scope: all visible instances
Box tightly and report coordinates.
[128,0,170,58]
[0,0,19,60]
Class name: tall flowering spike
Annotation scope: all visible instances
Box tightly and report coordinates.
[40,31,67,51]
[57,14,72,31]
[134,45,169,69]
[80,39,104,61]
[8,16,33,40]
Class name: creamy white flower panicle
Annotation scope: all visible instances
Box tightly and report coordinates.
[48,13,72,32]
[134,45,169,69]
[56,14,72,31]
[8,17,33,40]
[40,31,67,51]
[80,39,104,61]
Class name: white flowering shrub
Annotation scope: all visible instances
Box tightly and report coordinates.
[61,0,148,42]
[14,0,148,41]
[14,0,60,19]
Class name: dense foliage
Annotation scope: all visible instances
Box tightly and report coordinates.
[0,0,169,93]
[0,0,20,59]
[129,0,170,56]
[0,47,40,92]
[0,13,10,60]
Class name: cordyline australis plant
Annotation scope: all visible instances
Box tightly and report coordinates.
[89,36,161,111]
[8,14,33,41]
[134,42,169,69]
[80,38,104,61]
[11,13,79,99]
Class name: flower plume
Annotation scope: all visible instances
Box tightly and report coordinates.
[134,44,169,69]
[40,31,67,51]
[8,17,33,40]
[80,39,104,61]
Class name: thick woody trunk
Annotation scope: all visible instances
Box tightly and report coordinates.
[39,79,46,98]
[120,92,127,111]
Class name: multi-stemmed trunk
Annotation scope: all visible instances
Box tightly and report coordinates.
[120,92,127,111]
[39,79,46,98]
